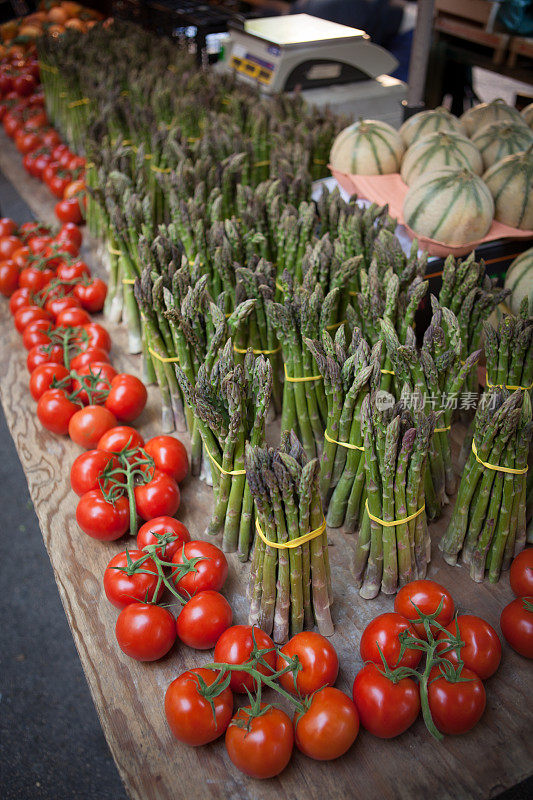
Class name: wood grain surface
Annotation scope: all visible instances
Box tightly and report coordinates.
[0,130,531,800]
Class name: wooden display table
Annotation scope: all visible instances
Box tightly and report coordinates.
[0,129,531,800]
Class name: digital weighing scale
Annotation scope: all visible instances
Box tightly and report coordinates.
[224,14,406,126]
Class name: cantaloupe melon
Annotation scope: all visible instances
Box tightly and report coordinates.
[505,248,533,314]
[483,146,533,230]
[400,131,483,185]
[403,167,494,245]
[329,119,404,175]
[461,98,524,137]
[399,107,464,147]
[471,120,533,169]
[521,103,533,130]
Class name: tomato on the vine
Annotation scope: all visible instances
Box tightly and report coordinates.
[134,469,180,521]
[9,287,33,315]
[73,278,107,313]
[103,549,163,609]
[70,449,119,496]
[29,362,70,401]
[136,516,190,560]
[78,322,111,352]
[165,668,233,746]
[510,549,533,598]
[172,540,228,600]
[437,615,501,680]
[352,662,420,738]
[55,307,91,328]
[14,305,51,333]
[105,374,147,423]
[115,603,176,661]
[56,259,90,283]
[97,426,144,454]
[225,705,293,779]
[500,597,533,659]
[0,260,19,297]
[0,234,22,260]
[45,295,81,319]
[294,687,359,760]
[19,265,55,293]
[76,488,129,541]
[144,436,188,483]
[277,631,339,696]
[68,405,118,450]
[27,343,64,373]
[71,362,117,404]
[56,221,82,251]
[394,580,455,639]
[360,612,422,669]
[213,624,275,694]
[427,666,486,735]
[176,591,232,650]
[70,347,110,371]
[22,319,53,350]
[55,198,83,225]
[36,388,79,434]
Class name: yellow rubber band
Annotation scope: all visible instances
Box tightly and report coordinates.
[122,278,135,285]
[349,290,358,297]
[68,98,90,108]
[233,343,281,355]
[144,153,152,160]
[313,158,326,165]
[365,499,425,527]
[204,442,246,477]
[225,312,233,319]
[253,160,270,167]
[284,363,322,383]
[434,425,451,433]
[187,136,200,143]
[275,281,284,292]
[121,90,129,96]
[381,369,395,375]
[168,65,178,73]
[255,517,327,550]
[151,164,171,174]
[86,162,95,169]
[40,63,58,73]
[324,429,364,451]
[148,347,179,364]
[471,440,528,475]
[326,319,345,331]
[108,245,122,256]
[485,372,533,391]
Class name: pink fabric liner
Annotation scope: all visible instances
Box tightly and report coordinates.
[330,168,533,258]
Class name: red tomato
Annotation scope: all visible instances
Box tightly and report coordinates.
[70,347,110,371]
[10,287,33,314]
[294,687,359,760]
[29,362,70,401]
[172,540,228,600]
[13,73,36,97]
[73,278,107,313]
[394,580,455,639]
[213,624,275,693]
[76,488,130,541]
[36,388,79,434]
[47,170,72,199]
[0,260,19,296]
[56,259,89,283]
[136,516,190,560]
[0,235,23,260]
[277,631,339,696]
[0,218,17,236]
[176,591,232,650]
[28,234,52,254]
[104,549,163,609]
[68,405,118,450]
[427,666,486,735]
[71,362,117,404]
[70,449,119,496]
[134,469,180,521]
[56,222,82,251]
[97,426,144,454]
[11,246,31,270]
[45,295,81,318]
[115,603,176,661]
[22,319,54,350]
[510,549,533,598]
[105,374,148,423]
[144,435,188,483]
[55,198,83,225]
[55,307,91,327]
[437,615,501,680]
[360,613,422,670]
[15,305,51,334]
[64,178,85,200]
[19,265,55,292]
[15,129,42,155]
[165,668,233,746]
[352,662,420,738]
[225,705,293,779]
[79,322,111,352]
[27,343,64,373]
[40,128,61,148]
[500,597,533,659]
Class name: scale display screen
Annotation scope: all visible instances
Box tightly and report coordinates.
[244,14,365,46]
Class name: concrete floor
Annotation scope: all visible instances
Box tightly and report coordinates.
[1,157,532,800]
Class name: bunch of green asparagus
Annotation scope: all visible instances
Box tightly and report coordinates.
[175,342,272,558]
[246,432,333,643]
[304,327,382,531]
[440,389,532,582]
[483,301,533,394]
[380,297,482,519]
[354,391,436,598]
